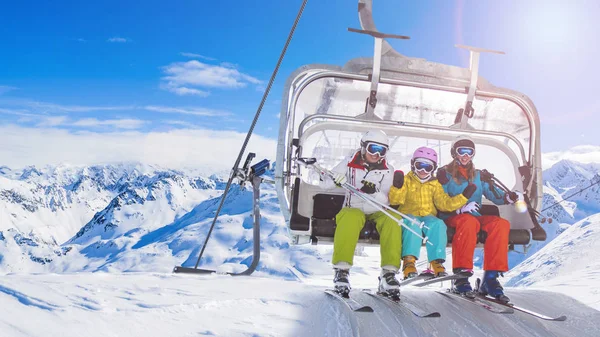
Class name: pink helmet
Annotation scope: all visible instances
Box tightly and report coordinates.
[412,146,438,163]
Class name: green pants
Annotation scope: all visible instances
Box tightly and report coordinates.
[332,207,403,269]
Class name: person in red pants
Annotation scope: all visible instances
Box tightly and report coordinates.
[437,135,523,302]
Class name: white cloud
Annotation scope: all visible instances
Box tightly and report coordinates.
[144,105,230,117]
[36,116,69,127]
[220,62,238,68]
[107,37,130,43]
[0,125,276,170]
[543,145,600,168]
[179,52,216,61]
[1,100,232,117]
[164,120,199,128]
[0,86,17,95]
[76,38,87,43]
[71,118,146,129]
[160,60,262,96]
[161,85,210,97]
[25,101,133,113]
[0,107,35,116]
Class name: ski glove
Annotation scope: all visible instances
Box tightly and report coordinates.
[332,172,347,187]
[480,169,494,183]
[457,201,480,214]
[437,168,449,185]
[393,170,405,188]
[505,191,523,204]
[360,180,377,194]
[462,183,477,199]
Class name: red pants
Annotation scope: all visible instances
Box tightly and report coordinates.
[445,214,510,271]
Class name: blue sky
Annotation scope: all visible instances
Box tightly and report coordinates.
[0,0,599,168]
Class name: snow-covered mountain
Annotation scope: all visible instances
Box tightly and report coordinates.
[541,159,600,223]
[0,163,293,275]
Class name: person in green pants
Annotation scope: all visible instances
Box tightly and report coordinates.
[320,130,403,298]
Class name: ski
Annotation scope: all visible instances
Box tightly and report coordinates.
[474,294,567,321]
[363,290,441,318]
[399,271,435,287]
[324,289,374,312]
[412,270,473,287]
[436,290,514,314]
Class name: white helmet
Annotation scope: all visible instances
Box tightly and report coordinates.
[360,130,389,147]
[451,134,476,159]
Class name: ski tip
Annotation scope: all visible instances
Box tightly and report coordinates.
[422,312,441,318]
[554,315,567,322]
[355,306,374,312]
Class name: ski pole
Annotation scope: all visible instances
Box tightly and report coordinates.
[340,178,430,230]
[338,181,433,246]
[297,158,432,245]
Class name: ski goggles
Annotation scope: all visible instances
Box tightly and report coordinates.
[456,146,475,157]
[413,159,435,173]
[365,142,388,157]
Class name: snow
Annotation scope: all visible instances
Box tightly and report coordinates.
[0,258,598,337]
[0,160,599,336]
[506,213,600,310]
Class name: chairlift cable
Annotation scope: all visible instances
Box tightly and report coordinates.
[541,176,600,213]
[192,0,308,269]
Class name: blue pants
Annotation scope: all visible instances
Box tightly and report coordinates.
[401,215,447,262]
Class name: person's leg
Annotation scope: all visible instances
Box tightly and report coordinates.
[370,211,403,296]
[479,215,510,272]
[419,215,449,276]
[445,214,481,270]
[477,215,511,302]
[369,212,403,270]
[400,216,423,278]
[445,213,481,294]
[332,208,366,267]
[331,207,366,296]
[420,215,448,262]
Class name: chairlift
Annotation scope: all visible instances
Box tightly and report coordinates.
[275,0,547,251]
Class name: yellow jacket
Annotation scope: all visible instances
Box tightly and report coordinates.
[388,171,467,217]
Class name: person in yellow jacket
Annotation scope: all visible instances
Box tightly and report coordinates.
[389,146,477,279]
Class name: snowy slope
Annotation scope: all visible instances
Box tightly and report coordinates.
[0,267,598,336]
[506,213,600,310]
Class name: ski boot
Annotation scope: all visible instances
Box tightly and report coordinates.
[451,268,475,298]
[402,256,418,279]
[333,268,351,297]
[477,270,510,303]
[378,269,401,300]
[430,259,448,277]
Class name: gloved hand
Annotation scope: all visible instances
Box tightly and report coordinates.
[393,170,405,188]
[480,169,494,182]
[332,172,347,187]
[360,180,377,194]
[437,168,449,185]
[456,201,480,214]
[505,191,523,204]
[462,183,477,199]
